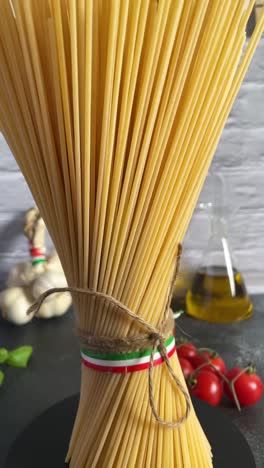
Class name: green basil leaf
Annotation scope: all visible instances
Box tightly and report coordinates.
[6,346,33,368]
[0,370,4,386]
[0,348,8,364]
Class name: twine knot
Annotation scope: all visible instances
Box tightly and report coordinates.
[27,244,191,428]
[149,332,162,343]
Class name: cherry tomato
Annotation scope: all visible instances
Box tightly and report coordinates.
[224,367,263,407]
[179,357,194,379]
[188,370,223,406]
[190,350,226,376]
[177,342,198,362]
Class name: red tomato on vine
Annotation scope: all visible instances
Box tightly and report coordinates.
[188,370,223,407]
[224,366,263,408]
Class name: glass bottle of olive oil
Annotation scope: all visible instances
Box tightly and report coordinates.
[186,173,253,323]
[186,265,253,323]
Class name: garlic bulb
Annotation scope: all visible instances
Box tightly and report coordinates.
[7,261,41,288]
[31,270,71,318]
[35,292,72,318]
[0,287,35,325]
[32,270,68,298]
[0,208,71,325]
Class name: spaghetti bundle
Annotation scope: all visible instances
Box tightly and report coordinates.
[0,1,263,466]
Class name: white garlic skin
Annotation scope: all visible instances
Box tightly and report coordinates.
[0,287,34,325]
[35,292,72,318]
[32,270,68,298]
[1,252,71,324]
[32,270,71,318]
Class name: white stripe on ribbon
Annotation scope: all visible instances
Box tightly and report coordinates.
[81,337,175,368]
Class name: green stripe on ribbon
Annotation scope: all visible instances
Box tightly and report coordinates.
[32,258,46,266]
[81,335,174,361]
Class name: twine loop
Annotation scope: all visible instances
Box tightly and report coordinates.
[28,244,191,428]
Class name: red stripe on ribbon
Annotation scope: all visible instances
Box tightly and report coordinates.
[30,247,45,258]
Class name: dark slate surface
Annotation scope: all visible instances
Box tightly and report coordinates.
[0,296,263,468]
[177,295,264,468]
[4,395,256,468]
[0,311,80,468]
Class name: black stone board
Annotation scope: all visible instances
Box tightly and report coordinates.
[5,395,255,468]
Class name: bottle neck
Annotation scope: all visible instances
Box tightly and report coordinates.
[210,211,228,238]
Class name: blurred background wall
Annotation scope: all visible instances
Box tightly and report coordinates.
[0,35,263,293]
[183,34,264,294]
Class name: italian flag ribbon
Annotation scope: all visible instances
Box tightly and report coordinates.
[81,335,176,373]
[29,243,46,266]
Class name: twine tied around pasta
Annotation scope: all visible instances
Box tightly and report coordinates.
[28,244,191,429]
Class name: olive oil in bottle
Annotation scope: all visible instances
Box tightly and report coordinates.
[186,265,253,323]
[186,172,253,323]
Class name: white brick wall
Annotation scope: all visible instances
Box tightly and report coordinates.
[0,38,263,293]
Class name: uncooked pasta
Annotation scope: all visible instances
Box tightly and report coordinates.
[0,1,263,467]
